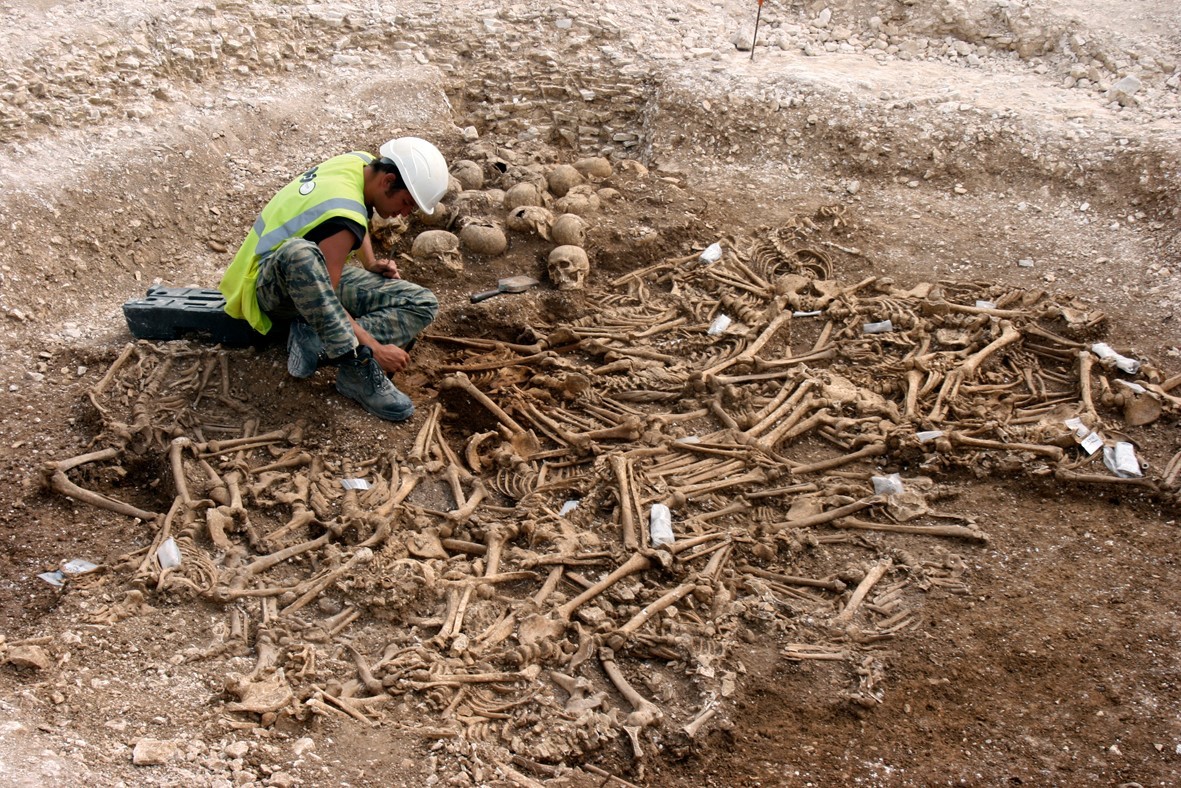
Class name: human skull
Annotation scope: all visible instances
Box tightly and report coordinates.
[450,159,484,191]
[546,164,584,198]
[551,213,588,247]
[411,230,462,273]
[573,156,613,180]
[548,245,589,290]
[506,205,554,239]
[505,182,545,211]
[553,184,600,216]
[458,220,508,257]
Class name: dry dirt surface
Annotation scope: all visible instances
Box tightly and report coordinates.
[0,0,1179,786]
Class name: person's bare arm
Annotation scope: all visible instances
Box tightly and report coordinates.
[358,233,401,279]
[318,230,410,374]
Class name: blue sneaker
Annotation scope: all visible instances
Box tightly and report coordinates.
[335,346,414,422]
[287,322,323,379]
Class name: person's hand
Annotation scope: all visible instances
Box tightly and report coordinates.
[370,342,410,375]
[369,257,401,279]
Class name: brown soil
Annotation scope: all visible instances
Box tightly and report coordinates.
[0,0,1179,786]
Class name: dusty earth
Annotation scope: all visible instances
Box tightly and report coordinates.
[0,0,1179,786]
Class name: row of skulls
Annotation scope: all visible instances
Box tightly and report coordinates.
[401,155,628,291]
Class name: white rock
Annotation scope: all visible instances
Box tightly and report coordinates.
[224,741,250,759]
[1106,75,1142,105]
[133,738,181,766]
[6,644,51,670]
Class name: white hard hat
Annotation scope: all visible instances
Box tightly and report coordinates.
[378,137,448,215]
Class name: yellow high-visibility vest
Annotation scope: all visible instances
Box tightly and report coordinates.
[219,151,372,334]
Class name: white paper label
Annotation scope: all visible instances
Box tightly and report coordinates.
[872,474,904,495]
[1080,431,1104,455]
[1103,442,1142,477]
[708,314,732,335]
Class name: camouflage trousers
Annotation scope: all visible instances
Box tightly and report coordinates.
[255,237,438,358]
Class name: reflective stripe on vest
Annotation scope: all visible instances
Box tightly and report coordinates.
[218,152,373,334]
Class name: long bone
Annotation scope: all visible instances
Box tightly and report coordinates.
[607,544,731,650]
[929,320,1023,421]
[410,402,443,463]
[947,432,1064,461]
[632,315,689,339]
[42,448,160,521]
[1164,450,1181,489]
[556,553,652,622]
[739,564,847,592]
[705,265,772,298]
[280,547,374,617]
[251,450,313,475]
[789,442,887,476]
[168,437,196,505]
[744,376,806,430]
[666,458,746,486]
[658,468,768,509]
[439,525,516,640]
[1077,350,1099,423]
[599,645,662,762]
[608,252,700,287]
[439,349,562,374]
[243,530,335,577]
[1054,469,1159,491]
[198,425,298,457]
[443,463,467,509]
[555,534,723,622]
[445,480,487,524]
[683,705,718,739]
[666,440,775,467]
[375,468,424,518]
[426,333,550,355]
[89,342,137,410]
[772,407,845,446]
[702,309,793,377]
[715,348,837,383]
[209,533,342,603]
[233,418,259,466]
[582,340,680,365]
[834,517,989,542]
[259,475,317,547]
[404,667,540,690]
[744,381,818,444]
[767,496,879,533]
[440,373,540,456]
[610,454,641,550]
[903,368,926,418]
[519,402,643,450]
[835,559,893,624]
[199,458,230,506]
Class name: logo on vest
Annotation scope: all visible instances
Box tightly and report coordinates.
[298,166,319,196]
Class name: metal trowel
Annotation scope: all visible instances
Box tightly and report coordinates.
[469,275,539,303]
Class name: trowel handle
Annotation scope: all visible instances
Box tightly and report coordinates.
[470,289,503,303]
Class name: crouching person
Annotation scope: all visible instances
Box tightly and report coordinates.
[218,137,449,422]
